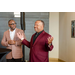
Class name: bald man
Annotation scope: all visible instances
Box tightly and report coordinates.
[1,19,26,62]
[17,20,54,62]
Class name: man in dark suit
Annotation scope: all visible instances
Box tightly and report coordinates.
[17,20,54,62]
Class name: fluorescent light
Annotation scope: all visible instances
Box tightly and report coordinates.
[14,12,20,17]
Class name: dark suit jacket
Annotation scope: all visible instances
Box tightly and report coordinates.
[22,30,54,62]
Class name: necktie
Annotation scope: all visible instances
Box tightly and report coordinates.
[35,33,38,37]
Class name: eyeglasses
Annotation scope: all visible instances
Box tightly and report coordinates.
[9,23,17,25]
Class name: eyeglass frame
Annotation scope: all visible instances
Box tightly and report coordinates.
[9,23,17,25]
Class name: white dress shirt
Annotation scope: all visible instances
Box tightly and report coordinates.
[9,28,16,40]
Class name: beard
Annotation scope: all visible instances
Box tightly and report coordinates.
[10,27,15,30]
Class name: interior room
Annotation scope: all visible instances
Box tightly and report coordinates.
[0,12,75,62]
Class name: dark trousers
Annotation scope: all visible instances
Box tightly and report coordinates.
[7,58,21,62]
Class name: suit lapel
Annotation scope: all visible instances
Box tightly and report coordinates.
[8,30,11,40]
[30,33,35,46]
[33,31,45,46]
[13,28,17,40]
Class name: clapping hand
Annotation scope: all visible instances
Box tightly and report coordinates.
[8,40,15,45]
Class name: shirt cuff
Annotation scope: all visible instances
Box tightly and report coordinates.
[21,38,24,41]
[8,44,10,46]
[48,43,51,47]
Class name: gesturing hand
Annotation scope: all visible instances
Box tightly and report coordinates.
[47,37,54,44]
[17,32,24,40]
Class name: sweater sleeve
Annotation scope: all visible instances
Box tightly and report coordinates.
[22,39,30,48]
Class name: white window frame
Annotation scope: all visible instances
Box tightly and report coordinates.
[14,12,20,17]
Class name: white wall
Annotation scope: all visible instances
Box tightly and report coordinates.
[59,12,75,62]
[49,12,59,58]
[49,12,75,62]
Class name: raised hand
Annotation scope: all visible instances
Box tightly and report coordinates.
[17,32,24,40]
[47,37,54,44]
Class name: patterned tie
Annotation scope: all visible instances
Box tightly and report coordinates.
[35,33,38,37]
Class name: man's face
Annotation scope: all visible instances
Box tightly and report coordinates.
[34,21,44,33]
[8,20,16,30]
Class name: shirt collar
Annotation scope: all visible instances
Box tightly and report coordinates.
[36,30,44,35]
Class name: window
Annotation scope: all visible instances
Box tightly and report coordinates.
[14,12,20,17]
